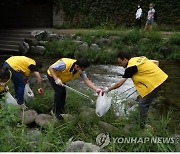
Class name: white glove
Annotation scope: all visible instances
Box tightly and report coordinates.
[55,78,63,86]
[5,86,9,92]
[104,87,110,93]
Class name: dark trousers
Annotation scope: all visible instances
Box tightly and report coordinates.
[47,74,66,116]
[135,18,142,29]
[139,84,162,126]
[3,62,25,105]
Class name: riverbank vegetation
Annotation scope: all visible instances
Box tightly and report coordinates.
[0,81,178,152]
[45,29,180,63]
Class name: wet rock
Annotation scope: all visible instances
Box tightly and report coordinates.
[35,114,57,127]
[76,36,81,41]
[61,114,76,123]
[90,44,101,50]
[26,128,41,142]
[79,42,89,50]
[18,109,38,124]
[171,134,180,152]
[96,38,111,46]
[99,121,119,131]
[19,42,29,55]
[73,40,83,44]
[65,141,101,152]
[46,33,59,41]
[30,46,46,55]
[31,30,47,41]
[24,38,38,46]
[26,128,41,151]
[38,41,48,46]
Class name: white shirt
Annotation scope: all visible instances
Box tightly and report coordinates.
[147,8,155,20]
[136,8,142,19]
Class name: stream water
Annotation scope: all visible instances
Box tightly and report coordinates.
[0,57,179,131]
[70,62,180,132]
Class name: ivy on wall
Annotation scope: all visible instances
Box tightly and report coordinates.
[53,0,180,28]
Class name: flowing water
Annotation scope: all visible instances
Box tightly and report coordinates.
[0,57,179,131]
[72,62,180,131]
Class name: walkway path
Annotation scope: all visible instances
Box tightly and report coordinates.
[48,28,179,38]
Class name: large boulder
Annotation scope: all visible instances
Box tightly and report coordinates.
[65,141,101,152]
[35,114,58,127]
[95,38,111,46]
[18,109,38,124]
[90,43,101,50]
[30,46,46,55]
[79,42,89,50]
[19,42,29,55]
[31,30,47,41]
[61,114,76,123]
[99,121,119,131]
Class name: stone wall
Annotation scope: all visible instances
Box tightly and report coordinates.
[53,8,65,27]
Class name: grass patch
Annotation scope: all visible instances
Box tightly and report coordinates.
[45,29,180,62]
[0,81,177,152]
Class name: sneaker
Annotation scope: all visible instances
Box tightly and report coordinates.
[50,109,55,117]
[56,114,64,120]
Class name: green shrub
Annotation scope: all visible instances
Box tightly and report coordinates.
[121,30,144,45]
[168,34,180,46]
[45,40,78,58]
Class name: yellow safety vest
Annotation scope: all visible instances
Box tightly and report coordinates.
[0,70,12,93]
[127,56,168,97]
[47,58,81,83]
[6,56,36,77]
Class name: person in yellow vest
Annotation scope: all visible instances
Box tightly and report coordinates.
[0,69,12,99]
[2,56,43,105]
[47,57,102,120]
[104,51,168,129]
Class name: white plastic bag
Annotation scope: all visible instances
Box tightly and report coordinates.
[24,83,34,103]
[96,92,112,117]
[4,92,18,105]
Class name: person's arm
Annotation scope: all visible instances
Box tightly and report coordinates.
[48,61,66,86]
[107,78,128,92]
[150,60,159,66]
[33,71,43,95]
[33,71,42,88]
[28,64,43,94]
[48,66,64,86]
[48,66,59,81]
[104,66,137,92]
[83,76,99,91]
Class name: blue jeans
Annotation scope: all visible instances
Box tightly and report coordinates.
[3,62,25,105]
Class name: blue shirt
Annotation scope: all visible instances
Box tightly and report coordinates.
[52,61,87,78]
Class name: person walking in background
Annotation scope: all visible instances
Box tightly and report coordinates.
[47,57,102,120]
[135,4,143,29]
[144,3,155,30]
[2,56,43,105]
[104,51,168,129]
